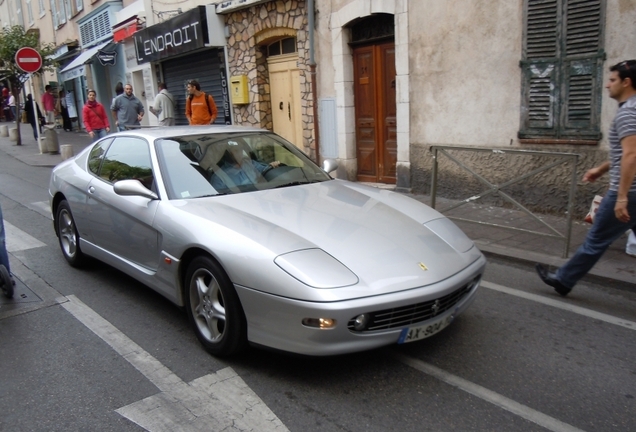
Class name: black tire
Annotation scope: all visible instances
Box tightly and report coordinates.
[184,256,247,357]
[55,200,85,267]
[0,264,13,299]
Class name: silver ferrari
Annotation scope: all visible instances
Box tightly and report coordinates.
[49,126,486,356]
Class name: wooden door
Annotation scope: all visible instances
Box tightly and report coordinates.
[353,42,396,183]
[268,55,303,148]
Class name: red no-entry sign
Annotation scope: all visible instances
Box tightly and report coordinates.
[15,47,42,74]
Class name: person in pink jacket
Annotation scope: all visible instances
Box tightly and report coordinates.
[82,89,110,142]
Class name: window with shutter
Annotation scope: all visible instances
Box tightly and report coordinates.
[520,0,605,141]
[50,0,58,28]
[57,0,67,25]
[79,9,112,46]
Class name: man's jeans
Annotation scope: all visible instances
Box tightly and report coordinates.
[557,190,636,288]
[0,204,11,274]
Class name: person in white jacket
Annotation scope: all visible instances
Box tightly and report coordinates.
[149,82,176,126]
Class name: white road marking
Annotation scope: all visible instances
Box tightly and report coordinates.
[4,220,46,252]
[61,295,288,432]
[393,353,585,432]
[28,201,52,219]
[481,280,636,331]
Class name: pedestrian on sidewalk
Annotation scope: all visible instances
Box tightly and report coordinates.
[57,89,72,131]
[23,94,44,140]
[185,80,217,125]
[82,89,110,142]
[111,83,144,131]
[42,85,56,125]
[536,60,636,296]
[111,82,123,110]
[149,82,176,126]
[7,93,16,121]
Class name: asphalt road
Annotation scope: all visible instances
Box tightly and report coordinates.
[1,152,634,432]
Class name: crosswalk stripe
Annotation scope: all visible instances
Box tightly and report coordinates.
[61,295,288,432]
[4,220,46,252]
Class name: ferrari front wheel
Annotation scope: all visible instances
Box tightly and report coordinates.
[185,256,247,357]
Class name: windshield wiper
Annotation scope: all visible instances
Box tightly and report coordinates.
[195,192,229,198]
[273,180,320,189]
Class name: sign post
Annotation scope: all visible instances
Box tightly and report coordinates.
[15,47,44,153]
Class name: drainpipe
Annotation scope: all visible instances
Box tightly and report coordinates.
[308,0,320,164]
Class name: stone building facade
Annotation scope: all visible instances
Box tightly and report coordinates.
[222,1,317,159]
[314,0,636,217]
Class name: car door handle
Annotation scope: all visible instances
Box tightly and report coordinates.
[88,186,95,194]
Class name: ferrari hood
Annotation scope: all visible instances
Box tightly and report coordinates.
[178,180,480,294]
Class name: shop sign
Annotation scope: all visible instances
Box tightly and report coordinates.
[215,0,268,14]
[219,67,232,125]
[97,50,117,66]
[61,65,86,82]
[134,6,208,64]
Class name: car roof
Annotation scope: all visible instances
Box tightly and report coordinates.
[116,125,269,140]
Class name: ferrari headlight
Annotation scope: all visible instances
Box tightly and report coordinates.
[424,218,474,253]
[275,249,358,288]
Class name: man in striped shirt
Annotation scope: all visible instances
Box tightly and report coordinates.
[536,60,636,296]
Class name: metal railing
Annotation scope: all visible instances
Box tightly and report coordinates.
[429,146,580,258]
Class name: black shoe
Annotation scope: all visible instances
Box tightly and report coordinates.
[535,264,571,296]
[535,264,572,297]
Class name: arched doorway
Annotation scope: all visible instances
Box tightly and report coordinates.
[265,36,304,149]
[350,14,397,184]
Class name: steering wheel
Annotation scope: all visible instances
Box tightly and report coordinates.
[261,162,287,177]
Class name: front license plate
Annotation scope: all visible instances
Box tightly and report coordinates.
[397,312,455,344]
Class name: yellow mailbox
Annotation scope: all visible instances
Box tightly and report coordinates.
[230,75,249,104]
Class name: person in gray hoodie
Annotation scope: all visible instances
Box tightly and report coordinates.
[111,83,144,131]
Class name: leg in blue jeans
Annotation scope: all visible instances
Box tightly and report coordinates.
[556,191,636,288]
[92,128,108,142]
[0,203,11,274]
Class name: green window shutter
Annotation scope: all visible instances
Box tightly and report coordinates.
[524,61,558,131]
[520,0,559,137]
[560,0,604,138]
[526,0,558,59]
[520,0,605,140]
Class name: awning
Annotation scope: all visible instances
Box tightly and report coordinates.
[60,40,112,75]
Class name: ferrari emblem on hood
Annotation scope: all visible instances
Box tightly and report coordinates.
[419,262,428,271]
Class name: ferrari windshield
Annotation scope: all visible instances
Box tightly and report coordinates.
[156,132,332,199]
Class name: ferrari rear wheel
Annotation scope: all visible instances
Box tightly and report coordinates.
[185,256,247,357]
[55,200,85,267]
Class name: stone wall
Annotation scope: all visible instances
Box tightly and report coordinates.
[410,143,609,219]
[224,1,316,158]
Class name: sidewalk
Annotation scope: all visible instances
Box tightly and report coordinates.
[1,121,635,288]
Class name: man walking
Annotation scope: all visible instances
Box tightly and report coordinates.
[536,60,636,296]
[42,85,56,125]
[111,83,144,131]
[185,79,217,125]
[149,82,176,126]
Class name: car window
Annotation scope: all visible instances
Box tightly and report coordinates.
[98,137,154,190]
[156,132,331,199]
[87,138,114,175]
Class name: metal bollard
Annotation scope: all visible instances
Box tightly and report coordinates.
[60,144,74,160]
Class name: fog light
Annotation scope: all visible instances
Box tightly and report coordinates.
[302,317,337,329]
[353,313,369,331]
